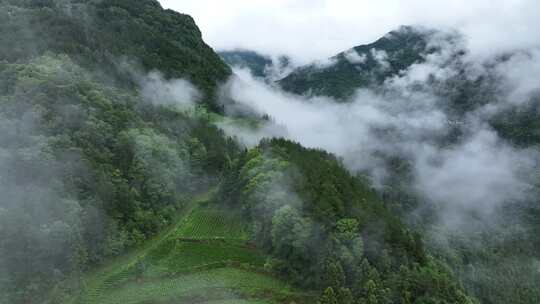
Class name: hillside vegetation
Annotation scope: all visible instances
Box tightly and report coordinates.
[271,24,540,304]
[0,0,230,110]
[75,191,313,304]
[0,1,516,304]
[0,1,237,301]
[217,138,474,304]
[278,26,430,99]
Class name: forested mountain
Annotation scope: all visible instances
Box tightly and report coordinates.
[218,138,474,303]
[1,1,537,304]
[0,0,239,302]
[278,26,433,99]
[261,24,540,304]
[0,0,230,111]
[219,49,293,81]
[276,25,540,149]
[219,50,274,78]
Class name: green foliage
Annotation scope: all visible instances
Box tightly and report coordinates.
[376,122,540,304]
[86,266,294,304]
[278,26,430,99]
[0,0,231,110]
[77,197,311,304]
[427,220,540,304]
[490,96,540,146]
[1,2,523,303]
[218,138,475,303]
[319,287,338,304]
[0,52,239,303]
[278,24,540,303]
[174,207,248,240]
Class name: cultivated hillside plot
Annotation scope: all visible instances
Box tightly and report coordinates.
[75,192,313,304]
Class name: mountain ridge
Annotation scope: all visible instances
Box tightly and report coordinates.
[2,2,538,304]
[277,25,436,99]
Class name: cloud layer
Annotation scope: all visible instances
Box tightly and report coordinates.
[218,35,540,229]
[160,0,540,63]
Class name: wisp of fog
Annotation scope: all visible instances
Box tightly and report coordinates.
[218,33,540,230]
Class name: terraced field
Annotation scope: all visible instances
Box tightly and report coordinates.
[74,193,312,304]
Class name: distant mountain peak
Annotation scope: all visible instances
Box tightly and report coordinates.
[277,25,439,99]
[219,49,294,81]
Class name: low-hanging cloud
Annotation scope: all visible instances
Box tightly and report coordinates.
[139,71,200,109]
[218,35,540,229]
[414,128,536,225]
[344,49,367,64]
[495,49,540,106]
[160,0,540,64]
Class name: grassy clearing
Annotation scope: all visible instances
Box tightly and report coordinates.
[174,206,249,240]
[142,239,265,278]
[96,268,292,304]
[74,191,312,304]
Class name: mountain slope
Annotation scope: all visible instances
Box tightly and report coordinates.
[0,1,236,302]
[278,26,433,99]
[257,26,540,304]
[219,50,293,81]
[219,50,274,78]
[217,138,475,303]
[76,190,313,304]
[0,0,231,110]
[0,2,479,304]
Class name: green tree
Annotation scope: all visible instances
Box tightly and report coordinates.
[339,287,354,304]
[320,287,338,304]
[364,280,379,304]
[325,259,346,290]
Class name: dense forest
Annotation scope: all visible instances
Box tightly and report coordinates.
[264,22,540,304]
[217,138,473,303]
[277,26,432,99]
[0,0,238,302]
[0,1,538,304]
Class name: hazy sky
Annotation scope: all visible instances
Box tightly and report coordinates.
[159,0,540,64]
